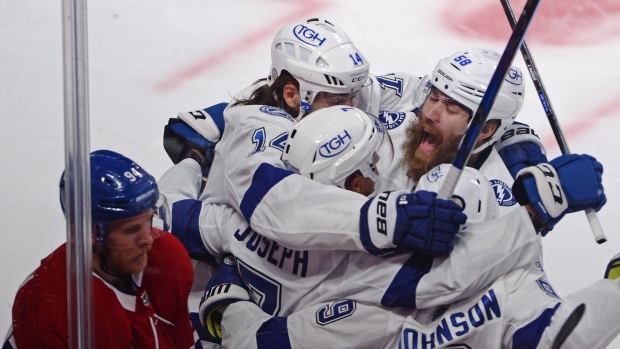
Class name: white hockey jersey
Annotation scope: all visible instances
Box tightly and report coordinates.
[159,159,539,317]
[199,72,522,246]
[221,259,620,349]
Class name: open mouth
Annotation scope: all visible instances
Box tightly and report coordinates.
[419,129,437,153]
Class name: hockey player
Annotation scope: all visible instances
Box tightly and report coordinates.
[160,106,464,344]
[4,150,195,349]
[160,105,604,346]
[182,18,468,259]
[166,43,548,260]
[205,157,613,349]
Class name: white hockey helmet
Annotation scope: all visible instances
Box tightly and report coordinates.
[415,164,499,226]
[281,106,391,189]
[429,48,525,152]
[268,18,370,116]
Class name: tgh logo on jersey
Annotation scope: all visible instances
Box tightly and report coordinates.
[293,24,326,46]
[505,68,523,85]
[490,179,516,207]
[319,130,352,158]
[378,110,407,130]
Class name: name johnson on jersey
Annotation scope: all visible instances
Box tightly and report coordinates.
[400,289,501,349]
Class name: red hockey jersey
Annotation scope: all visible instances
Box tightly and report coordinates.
[11,230,195,349]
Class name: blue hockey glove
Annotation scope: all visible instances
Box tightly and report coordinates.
[360,190,467,257]
[163,118,215,177]
[198,254,250,344]
[604,253,620,280]
[512,154,606,235]
[163,102,227,177]
[177,102,227,142]
[496,122,548,179]
[498,141,548,179]
[550,154,605,213]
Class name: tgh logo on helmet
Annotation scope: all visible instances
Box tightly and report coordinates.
[293,24,327,47]
[319,130,352,158]
[505,68,523,85]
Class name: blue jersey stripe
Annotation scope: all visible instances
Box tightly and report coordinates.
[359,198,398,257]
[203,102,227,135]
[171,199,218,266]
[381,253,434,308]
[512,302,561,349]
[240,163,293,223]
[189,312,212,347]
[256,317,292,349]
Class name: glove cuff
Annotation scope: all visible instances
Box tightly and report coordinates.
[199,283,251,326]
[178,109,222,142]
[359,190,410,257]
[185,149,206,167]
[514,164,568,232]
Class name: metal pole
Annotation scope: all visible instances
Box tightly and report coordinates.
[61,0,94,347]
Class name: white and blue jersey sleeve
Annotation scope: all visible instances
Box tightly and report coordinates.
[222,300,406,349]
[222,267,620,349]
[201,103,370,252]
[313,206,542,310]
[363,72,425,116]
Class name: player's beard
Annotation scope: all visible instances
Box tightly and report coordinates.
[105,245,152,276]
[403,116,462,183]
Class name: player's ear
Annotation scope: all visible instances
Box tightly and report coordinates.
[345,172,367,195]
[480,120,499,142]
[282,83,300,109]
[346,175,361,194]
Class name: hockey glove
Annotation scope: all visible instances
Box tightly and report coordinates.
[163,118,215,176]
[495,122,547,179]
[495,121,547,178]
[360,190,467,257]
[176,102,227,143]
[198,254,250,344]
[512,154,606,235]
[604,253,620,280]
[498,141,548,179]
[163,103,227,177]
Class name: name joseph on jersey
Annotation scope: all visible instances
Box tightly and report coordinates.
[234,227,309,277]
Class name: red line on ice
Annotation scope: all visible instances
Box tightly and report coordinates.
[542,95,620,150]
[154,0,329,92]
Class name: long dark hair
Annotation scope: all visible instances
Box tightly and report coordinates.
[231,70,299,116]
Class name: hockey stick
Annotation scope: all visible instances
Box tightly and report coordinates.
[438,0,541,200]
[500,0,607,244]
[550,303,586,349]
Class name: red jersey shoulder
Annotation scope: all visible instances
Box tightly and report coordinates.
[144,229,193,286]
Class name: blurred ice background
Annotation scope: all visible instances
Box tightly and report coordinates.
[2,0,620,345]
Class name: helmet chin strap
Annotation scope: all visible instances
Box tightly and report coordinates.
[470,142,488,155]
[93,245,130,279]
[295,108,306,121]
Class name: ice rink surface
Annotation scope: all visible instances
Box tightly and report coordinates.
[2,0,620,345]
